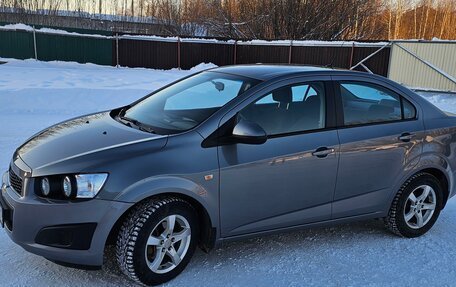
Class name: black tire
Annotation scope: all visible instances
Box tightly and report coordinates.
[385,172,443,238]
[116,197,199,286]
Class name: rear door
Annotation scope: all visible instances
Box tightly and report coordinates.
[331,76,424,218]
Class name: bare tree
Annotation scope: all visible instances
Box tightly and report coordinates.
[1,0,456,39]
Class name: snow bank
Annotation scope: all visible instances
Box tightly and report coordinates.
[0,57,214,90]
[0,58,215,115]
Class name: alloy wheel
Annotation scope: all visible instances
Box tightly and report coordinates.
[403,185,436,229]
[144,214,192,274]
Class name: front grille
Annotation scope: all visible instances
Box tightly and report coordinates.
[9,168,23,196]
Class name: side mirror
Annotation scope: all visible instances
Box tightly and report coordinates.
[232,119,267,145]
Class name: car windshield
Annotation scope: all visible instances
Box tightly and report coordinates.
[119,71,260,135]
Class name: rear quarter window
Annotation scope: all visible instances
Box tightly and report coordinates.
[402,97,416,119]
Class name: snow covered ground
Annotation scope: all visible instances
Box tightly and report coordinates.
[1,59,456,286]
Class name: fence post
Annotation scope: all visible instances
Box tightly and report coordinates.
[387,42,394,78]
[32,25,37,60]
[349,42,355,68]
[233,40,237,64]
[288,40,293,64]
[177,36,181,70]
[115,33,119,68]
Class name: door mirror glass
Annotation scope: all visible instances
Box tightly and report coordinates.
[232,119,267,145]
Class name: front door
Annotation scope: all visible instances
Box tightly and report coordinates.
[219,79,340,237]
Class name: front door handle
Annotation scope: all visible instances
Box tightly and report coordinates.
[398,132,415,142]
[312,147,335,158]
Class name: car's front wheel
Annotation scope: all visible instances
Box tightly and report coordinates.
[385,172,443,238]
[116,197,198,286]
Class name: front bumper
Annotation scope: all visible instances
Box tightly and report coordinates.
[1,171,133,267]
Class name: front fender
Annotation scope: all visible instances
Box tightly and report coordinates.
[114,175,218,230]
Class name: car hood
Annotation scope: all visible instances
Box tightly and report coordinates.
[16,111,167,174]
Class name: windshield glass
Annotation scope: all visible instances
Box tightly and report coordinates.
[121,71,260,134]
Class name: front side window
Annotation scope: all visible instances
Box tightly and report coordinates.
[340,82,416,126]
[122,72,260,134]
[239,82,326,136]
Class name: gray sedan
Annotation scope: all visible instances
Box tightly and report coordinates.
[1,65,456,285]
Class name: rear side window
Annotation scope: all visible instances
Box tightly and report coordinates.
[340,82,416,126]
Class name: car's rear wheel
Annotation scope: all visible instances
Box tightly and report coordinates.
[385,172,443,238]
[116,197,198,286]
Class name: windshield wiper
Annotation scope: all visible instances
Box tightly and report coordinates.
[119,115,156,134]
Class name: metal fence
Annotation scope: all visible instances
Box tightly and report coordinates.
[0,25,391,76]
[2,25,455,92]
[0,27,113,65]
[388,41,456,92]
[114,37,390,75]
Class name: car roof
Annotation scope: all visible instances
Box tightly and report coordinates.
[209,64,362,81]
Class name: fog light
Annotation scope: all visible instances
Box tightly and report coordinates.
[63,176,72,198]
[41,178,50,196]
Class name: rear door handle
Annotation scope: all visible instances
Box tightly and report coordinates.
[312,147,335,158]
[398,132,415,142]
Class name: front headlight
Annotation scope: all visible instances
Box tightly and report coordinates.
[74,174,108,198]
[41,177,50,196]
[62,176,73,198]
[36,173,108,200]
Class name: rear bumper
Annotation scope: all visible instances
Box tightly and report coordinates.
[1,171,133,266]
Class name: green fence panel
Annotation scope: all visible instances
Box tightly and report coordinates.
[35,33,113,65]
[0,30,35,59]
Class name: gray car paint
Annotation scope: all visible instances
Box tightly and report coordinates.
[219,129,339,236]
[331,75,426,219]
[2,65,456,267]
